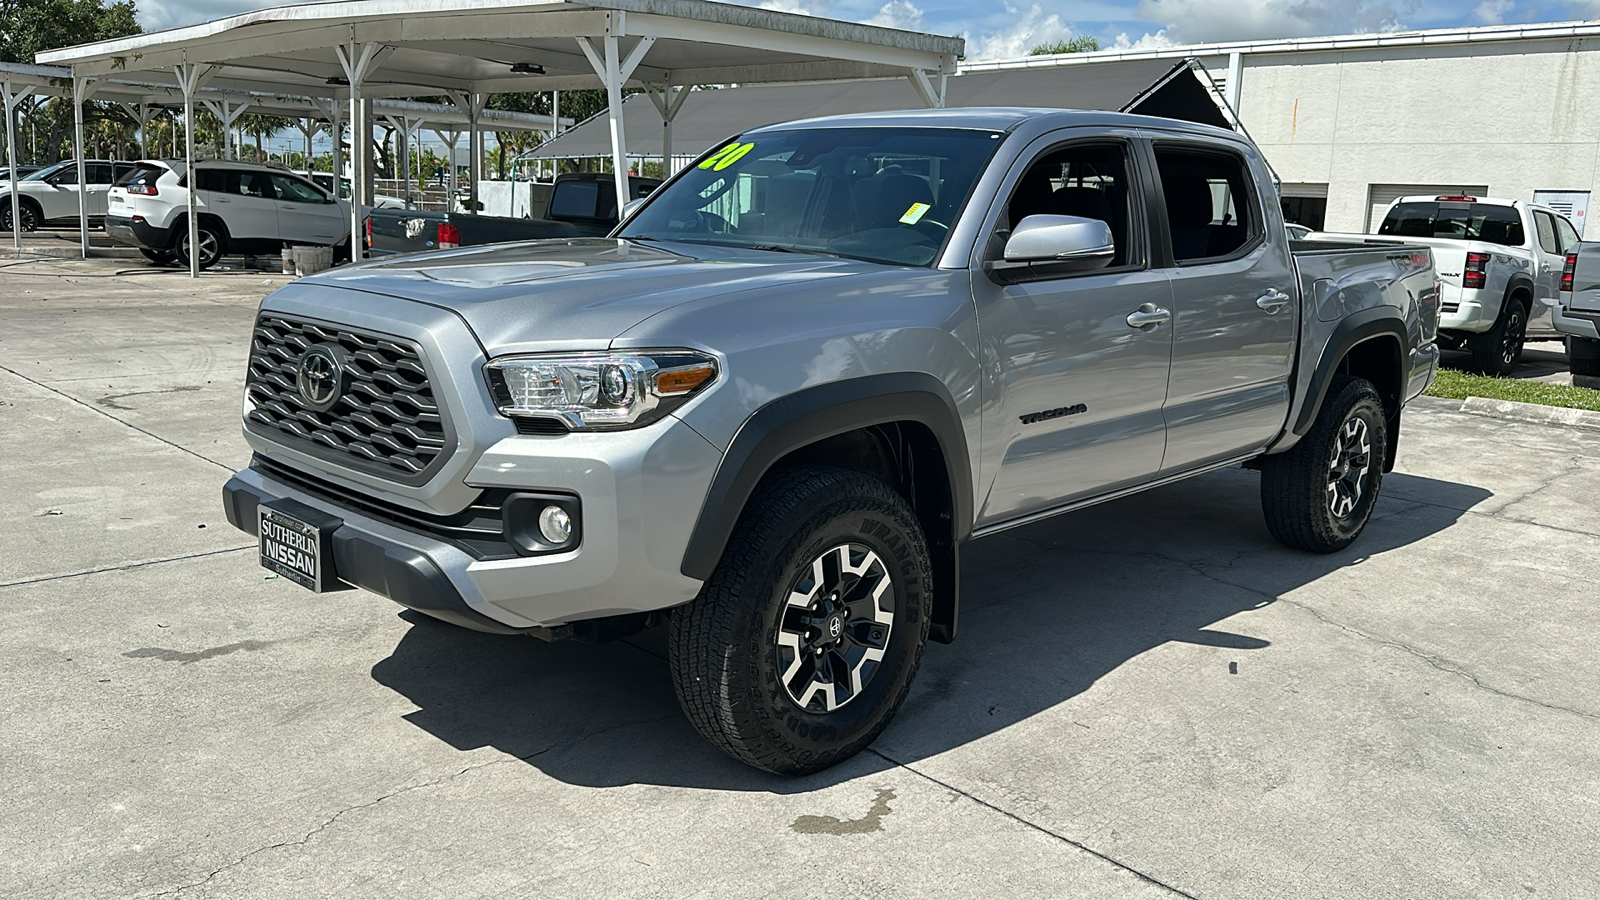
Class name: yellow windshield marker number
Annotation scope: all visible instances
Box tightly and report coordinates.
[698,141,755,171]
[899,202,932,225]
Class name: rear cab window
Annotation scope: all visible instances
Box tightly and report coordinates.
[1379,201,1526,246]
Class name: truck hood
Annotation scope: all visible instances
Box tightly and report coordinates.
[298,238,879,354]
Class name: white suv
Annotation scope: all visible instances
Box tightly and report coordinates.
[2,159,140,231]
[106,160,352,269]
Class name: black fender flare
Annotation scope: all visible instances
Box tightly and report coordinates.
[1500,273,1534,322]
[680,374,973,643]
[1292,308,1408,470]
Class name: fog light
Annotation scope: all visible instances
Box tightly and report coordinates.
[538,505,573,544]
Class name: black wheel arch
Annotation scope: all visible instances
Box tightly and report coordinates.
[680,373,973,644]
[1292,309,1408,473]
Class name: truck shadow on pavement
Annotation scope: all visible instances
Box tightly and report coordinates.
[369,466,1489,791]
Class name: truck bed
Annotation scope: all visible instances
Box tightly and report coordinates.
[365,209,585,256]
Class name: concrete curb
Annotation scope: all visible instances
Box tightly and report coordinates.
[1458,396,1600,432]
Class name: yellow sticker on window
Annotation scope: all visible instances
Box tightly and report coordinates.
[899,202,932,225]
[698,141,755,171]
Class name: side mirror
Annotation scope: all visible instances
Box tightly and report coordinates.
[620,198,646,221]
[986,215,1115,284]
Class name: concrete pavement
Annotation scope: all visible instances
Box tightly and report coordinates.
[3,256,1598,899]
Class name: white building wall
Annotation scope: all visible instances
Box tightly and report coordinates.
[1239,39,1600,232]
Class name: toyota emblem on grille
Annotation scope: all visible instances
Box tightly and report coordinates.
[296,345,345,411]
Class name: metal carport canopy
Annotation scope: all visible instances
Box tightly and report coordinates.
[36,0,963,273]
[526,57,1232,160]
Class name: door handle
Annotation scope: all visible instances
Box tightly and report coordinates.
[1126,303,1172,330]
[1256,289,1292,313]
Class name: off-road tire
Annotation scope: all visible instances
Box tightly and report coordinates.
[1,199,40,232]
[668,466,932,775]
[1260,375,1387,553]
[176,221,225,270]
[1469,296,1528,376]
[1569,337,1600,377]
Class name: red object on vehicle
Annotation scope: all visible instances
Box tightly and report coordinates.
[363,215,373,249]
[1436,195,1478,202]
[437,222,461,249]
[126,184,158,196]
[1464,251,1490,289]
[1561,252,1577,293]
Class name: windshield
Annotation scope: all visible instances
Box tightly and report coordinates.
[1379,201,1526,247]
[618,126,1004,266]
[21,162,69,182]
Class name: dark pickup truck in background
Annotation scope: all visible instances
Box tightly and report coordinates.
[364,172,659,255]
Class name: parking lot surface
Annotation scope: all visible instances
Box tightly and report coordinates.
[4,252,1599,899]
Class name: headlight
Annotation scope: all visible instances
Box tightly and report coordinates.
[485,351,718,431]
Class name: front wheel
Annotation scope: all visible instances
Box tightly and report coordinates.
[668,466,932,775]
[1260,375,1388,553]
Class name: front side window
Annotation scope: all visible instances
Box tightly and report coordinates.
[618,126,1004,267]
[1153,146,1260,263]
[1535,212,1560,254]
[1002,141,1139,270]
[1379,202,1526,246]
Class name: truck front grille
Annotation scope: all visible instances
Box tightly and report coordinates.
[245,315,448,480]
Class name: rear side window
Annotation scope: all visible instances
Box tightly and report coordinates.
[1379,202,1526,246]
[86,163,114,185]
[1153,145,1261,263]
[270,174,327,204]
[116,163,166,188]
[550,181,601,218]
[1557,216,1581,254]
[192,169,237,194]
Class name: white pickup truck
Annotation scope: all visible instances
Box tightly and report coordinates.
[1366,195,1576,375]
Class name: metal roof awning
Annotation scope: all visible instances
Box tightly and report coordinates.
[527,57,1233,160]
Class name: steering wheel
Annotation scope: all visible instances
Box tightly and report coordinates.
[666,209,729,234]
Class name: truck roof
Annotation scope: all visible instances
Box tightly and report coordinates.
[746,106,1240,140]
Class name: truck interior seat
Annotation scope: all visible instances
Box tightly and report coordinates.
[1164,174,1215,260]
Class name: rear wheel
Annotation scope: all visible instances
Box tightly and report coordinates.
[1260,376,1388,553]
[668,466,932,775]
[176,223,224,270]
[1,200,39,232]
[1570,337,1600,377]
[1469,298,1527,376]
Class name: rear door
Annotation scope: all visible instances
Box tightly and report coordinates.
[198,169,278,242]
[1153,139,1298,472]
[1531,210,1568,331]
[83,162,115,217]
[972,130,1175,525]
[270,173,346,245]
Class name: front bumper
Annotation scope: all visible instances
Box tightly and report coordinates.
[224,414,721,632]
[105,214,171,250]
[1554,304,1600,341]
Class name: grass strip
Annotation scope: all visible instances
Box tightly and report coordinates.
[1426,367,1600,412]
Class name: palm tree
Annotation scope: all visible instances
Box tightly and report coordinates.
[236,113,295,164]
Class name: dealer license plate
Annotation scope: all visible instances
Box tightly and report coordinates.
[259,506,323,590]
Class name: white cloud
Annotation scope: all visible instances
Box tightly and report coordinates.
[969,3,1077,60]
[1472,0,1514,22]
[138,0,267,31]
[1112,30,1176,49]
[1135,0,1420,43]
[757,0,835,16]
[866,0,924,30]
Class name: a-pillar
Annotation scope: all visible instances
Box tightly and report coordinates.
[577,33,655,216]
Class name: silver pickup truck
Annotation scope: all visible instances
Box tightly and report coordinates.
[223,108,1439,775]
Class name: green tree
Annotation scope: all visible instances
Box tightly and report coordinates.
[0,0,141,163]
[1030,35,1102,55]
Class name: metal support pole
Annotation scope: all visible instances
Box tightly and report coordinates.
[173,61,204,278]
[336,39,380,261]
[3,78,27,255]
[646,84,690,178]
[73,76,92,259]
[399,116,412,205]
[468,93,484,214]
[1226,51,1244,116]
[578,34,655,218]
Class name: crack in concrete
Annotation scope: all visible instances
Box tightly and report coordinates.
[0,546,253,590]
[866,749,1201,899]
[141,712,682,898]
[0,363,234,472]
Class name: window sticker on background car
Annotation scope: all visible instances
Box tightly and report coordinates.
[899,202,932,225]
[699,142,755,171]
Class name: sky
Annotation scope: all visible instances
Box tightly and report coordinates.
[138,0,1600,60]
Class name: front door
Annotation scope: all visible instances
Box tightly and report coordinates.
[1153,141,1298,472]
[270,173,347,246]
[974,134,1173,527]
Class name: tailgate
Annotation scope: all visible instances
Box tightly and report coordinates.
[1571,241,1600,314]
[367,210,441,254]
